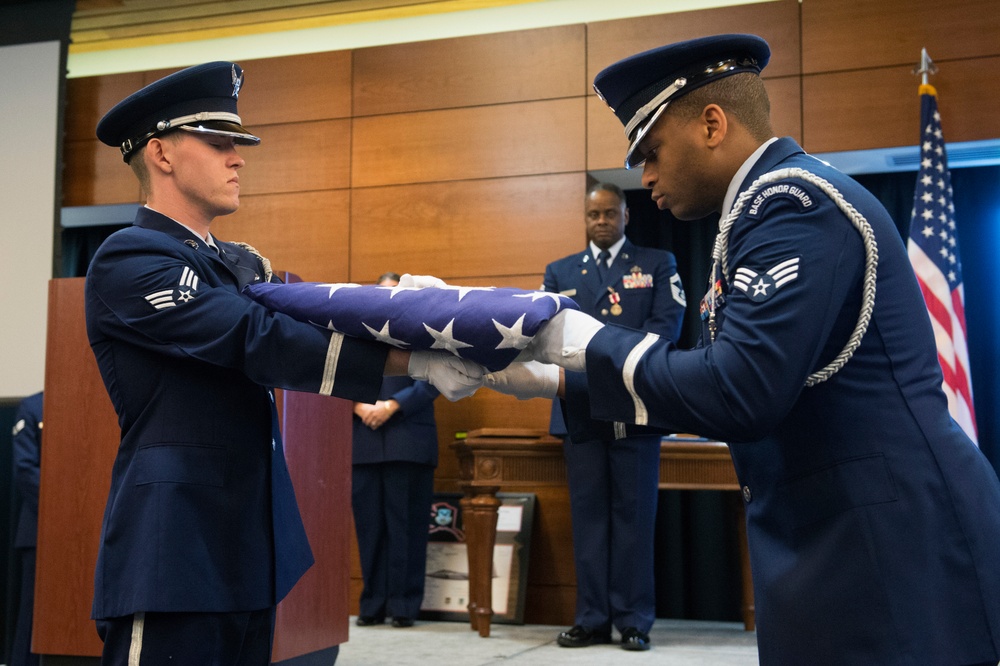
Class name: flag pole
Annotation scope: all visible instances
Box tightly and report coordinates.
[914,48,937,87]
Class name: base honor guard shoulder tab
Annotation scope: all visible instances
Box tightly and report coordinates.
[746,179,817,218]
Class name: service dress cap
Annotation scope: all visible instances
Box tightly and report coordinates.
[593,34,770,169]
[96,61,260,163]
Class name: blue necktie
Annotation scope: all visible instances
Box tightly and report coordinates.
[596,250,610,282]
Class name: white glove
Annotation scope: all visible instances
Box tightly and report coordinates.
[398,273,448,289]
[484,361,560,400]
[408,351,485,401]
[524,309,604,372]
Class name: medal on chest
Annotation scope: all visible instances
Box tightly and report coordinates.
[606,286,623,316]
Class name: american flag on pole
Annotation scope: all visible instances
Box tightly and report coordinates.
[243,281,578,372]
[907,83,977,443]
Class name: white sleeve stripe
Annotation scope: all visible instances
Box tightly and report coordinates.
[319,332,344,396]
[622,332,659,426]
[128,612,145,666]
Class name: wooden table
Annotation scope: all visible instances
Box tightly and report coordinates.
[452,428,754,637]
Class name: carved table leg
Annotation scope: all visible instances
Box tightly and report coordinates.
[460,486,501,637]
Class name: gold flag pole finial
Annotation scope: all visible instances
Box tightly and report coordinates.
[914,48,938,86]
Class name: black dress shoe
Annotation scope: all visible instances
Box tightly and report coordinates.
[391,616,414,628]
[620,627,651,651]
[355,615,384,626]
[557,625,612,648]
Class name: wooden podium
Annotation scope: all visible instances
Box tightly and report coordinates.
[33,277,353,663]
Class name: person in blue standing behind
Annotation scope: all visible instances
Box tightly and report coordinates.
[488,34,1000,666]
[542,183,686,651]
[352,272,441,629]
[10,391,43,666]
[85,61,479,664]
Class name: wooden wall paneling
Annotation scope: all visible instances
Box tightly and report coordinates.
[351,98,586,188]
[64,72,146,145]
[525,582,575,625]
[62,139,142,206]
[62,73,145,208]
[802,56,1000,153]
[212,189,352,284]
[765,76,802,144]
[352,25,586,117]
[34,278,113,657]
[239,118,352,195]
[239,50,353,125]
[587,94,627,172]
[349,174,586,281]
[802,0,1000,74]
[585,0,801,88]
[521,486,576,589]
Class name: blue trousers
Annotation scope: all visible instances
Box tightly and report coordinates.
[564,434,661,634]
[96,607,276,665]
[352,461,435,620]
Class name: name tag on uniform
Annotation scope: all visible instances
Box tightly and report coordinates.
[560,288,577,297]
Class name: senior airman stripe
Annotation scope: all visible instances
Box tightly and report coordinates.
[179,266,199,290]
[622,332,660,426]
[144,289,176,309]
[319,332,344,395]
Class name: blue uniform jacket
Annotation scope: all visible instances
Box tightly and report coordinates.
[543,239,685,442]
[85,207,388,619]
[352,376,439,466]
[582,138,1000,664]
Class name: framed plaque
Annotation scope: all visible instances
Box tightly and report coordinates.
[420,492,535,624]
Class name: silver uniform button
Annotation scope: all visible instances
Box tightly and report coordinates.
[601,308,609,316]
[742,485,752,503]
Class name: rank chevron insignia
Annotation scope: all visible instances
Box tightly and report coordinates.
[732,257,800,303]
[144,266,200,310]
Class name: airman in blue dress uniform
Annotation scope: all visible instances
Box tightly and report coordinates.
[492,34,1000,665]
[352,273,442,629]
[543,184,685,651]
[86,61,479,664]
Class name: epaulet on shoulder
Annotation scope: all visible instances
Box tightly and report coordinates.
[744,177,819,219]
[230,241,274,282]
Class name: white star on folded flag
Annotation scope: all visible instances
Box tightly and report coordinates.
[243,282,579,371]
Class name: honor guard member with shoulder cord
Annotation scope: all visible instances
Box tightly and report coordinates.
[86,61,481,664]
[483,34,1000,665]
[542,183,685,651]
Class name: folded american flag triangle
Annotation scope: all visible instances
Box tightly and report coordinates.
[243,282,579,371]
